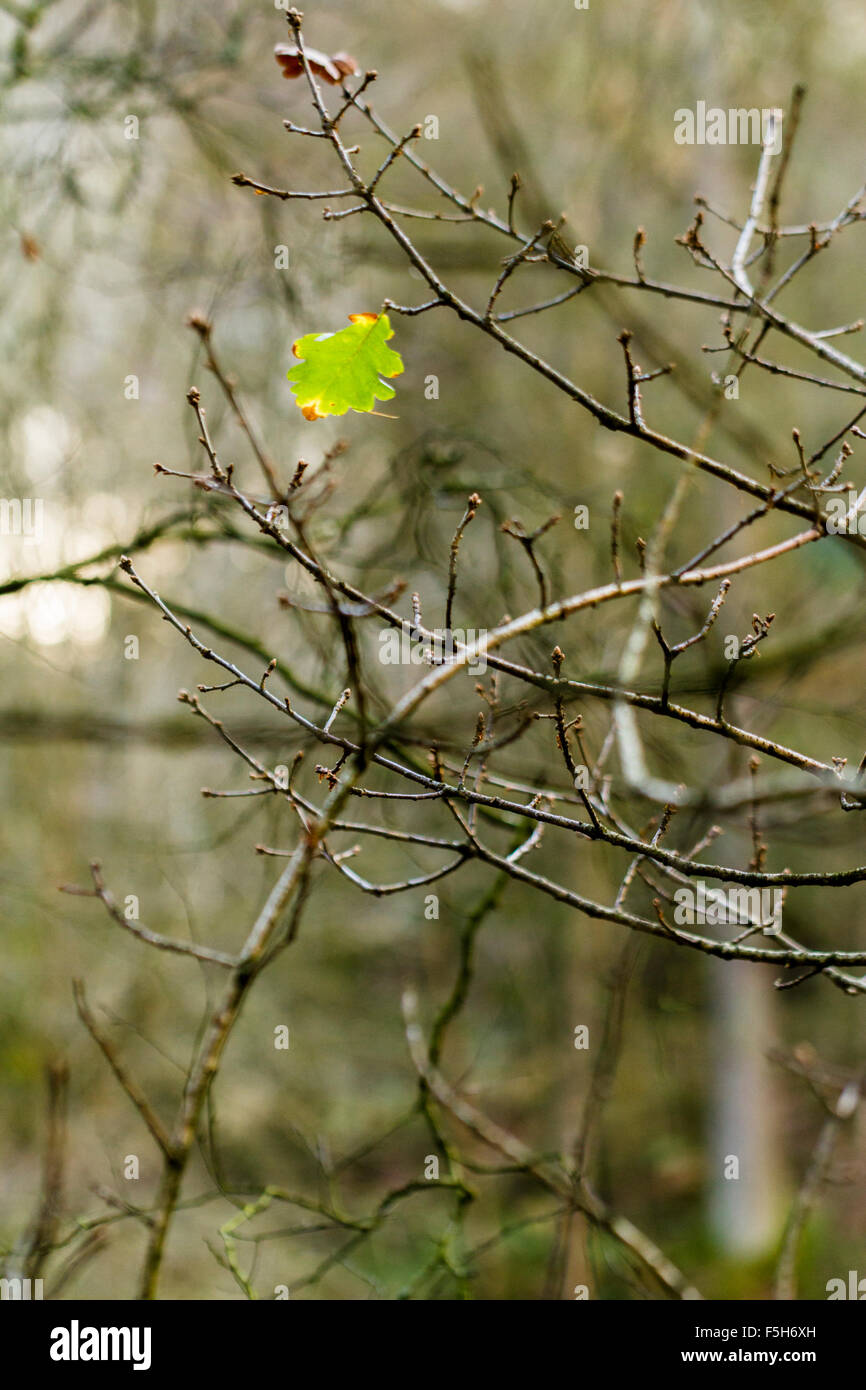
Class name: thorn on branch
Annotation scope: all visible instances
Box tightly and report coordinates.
[324,688,352,734]
[633,226,647,282]
[507,172,522,234]
[618,330,644,429]
[611,490,623,586]
[445,493,482,630]
[500,513,559,609]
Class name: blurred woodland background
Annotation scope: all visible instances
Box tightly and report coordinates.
[2,0,866,1299]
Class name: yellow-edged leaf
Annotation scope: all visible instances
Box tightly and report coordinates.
[287,313,404,420]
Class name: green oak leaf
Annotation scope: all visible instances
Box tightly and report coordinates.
[287,312,404,420]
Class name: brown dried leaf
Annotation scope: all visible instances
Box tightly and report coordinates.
[274,44,359,85]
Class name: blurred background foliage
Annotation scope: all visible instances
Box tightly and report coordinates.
[2,0,866,1299]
